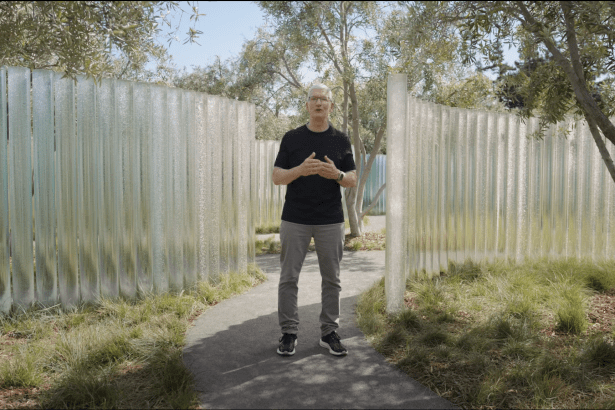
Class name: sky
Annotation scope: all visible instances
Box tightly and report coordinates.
[156,1,518,80]
[157,1,266,72]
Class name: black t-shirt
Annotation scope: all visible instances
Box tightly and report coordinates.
[274,124,356,225]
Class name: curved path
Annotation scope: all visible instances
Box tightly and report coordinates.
[183,248,456,409]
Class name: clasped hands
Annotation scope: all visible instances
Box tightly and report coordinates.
[299,152,339,179]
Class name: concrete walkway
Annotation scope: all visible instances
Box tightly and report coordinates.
[183,248,456,409]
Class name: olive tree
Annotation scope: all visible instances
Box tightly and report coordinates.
[0,1,203,82]
[449,1,615,183]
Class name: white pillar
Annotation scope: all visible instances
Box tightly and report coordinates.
[385,74,408,313]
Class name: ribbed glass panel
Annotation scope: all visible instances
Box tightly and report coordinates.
[484,112,497,260]
[219,98,231,275]
[0,68,10,313]
[416,101,427,272]
[98,78,119,299]
[237,102,248,272]
[166,88,183,291]
[444,107,455,264]
[116,80,136,299]
[265,141,273,226]
[228,100,239,273]
[528,118,543,258]
[268,141,275,225]
[385,74,407,312]
[551,124,565,257]
[474,111,486,261]
[54,73,79,307]
[494,113,507,258]
[540,124,553,257]
[133,82,152,294]
[389,77,614,292]
[150,86,168,293]
[256,141,262,228]
[33,70,57,306]
[579,123,592,257]
[254,141,262,228]
[2,66,258,310]
[196,94,209,281]
[248,105,256,265]
[77,75,100,303]
[207,95,221,279]
[184,91,197,288]
[438,105,448,272]
[8,67,35,308]
[607,137,615,257]
[465,111,478,260]
[516,119,529,260]
[406,99,418,278]
[565,123,579,258]
[505,115,519,261]
[458,110,468,262]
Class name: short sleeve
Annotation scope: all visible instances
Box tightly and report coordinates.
[341,137,356,173]
[274,135,290,169]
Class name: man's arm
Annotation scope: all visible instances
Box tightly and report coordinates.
[338,170,357,188]
[272,166,302,186]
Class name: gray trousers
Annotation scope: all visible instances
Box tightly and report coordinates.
[278,220,345,337]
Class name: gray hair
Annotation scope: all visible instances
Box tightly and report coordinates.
[307,83,333,102]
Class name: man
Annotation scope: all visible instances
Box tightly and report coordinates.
[272,83,357,356]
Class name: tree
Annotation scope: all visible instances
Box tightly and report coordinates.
[0,1,203,81]
[173,50,300,140]
[385,1,504,110]
[449,1,615,184]
[257,1,391,237]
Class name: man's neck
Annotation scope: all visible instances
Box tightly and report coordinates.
[307,119,329,133]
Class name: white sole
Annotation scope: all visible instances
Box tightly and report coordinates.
[319,339,348,356]
[277,339,297,356]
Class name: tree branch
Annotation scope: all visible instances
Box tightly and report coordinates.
[360,183,386,219]
[514,1,615,146]
[279,51,302,88]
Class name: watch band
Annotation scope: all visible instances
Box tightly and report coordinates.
[336,171,345,182]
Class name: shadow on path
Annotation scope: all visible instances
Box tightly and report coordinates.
[183,251,456,409]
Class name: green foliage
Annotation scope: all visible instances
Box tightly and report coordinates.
[356,257,615,409]
[556,287,588,334]
[0,1,203,82]
[1,265,266,408]
[0,347,43,388]
[581,337,615,374]
[394,308,422,332]
[449,1,615,182]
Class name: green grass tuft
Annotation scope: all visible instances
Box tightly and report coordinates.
[582,338,615,374]
[555,287,588,334]
[394,308,422,332]
[1,263,267,409]
[356,257,615,409]
[419,328,449,347]
[0,347,44,388]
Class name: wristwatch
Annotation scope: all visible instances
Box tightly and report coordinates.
[336,171,345,182]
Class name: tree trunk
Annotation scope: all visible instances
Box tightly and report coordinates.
[347,79,363,236]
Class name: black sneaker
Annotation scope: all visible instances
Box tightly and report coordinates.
[320,331,348,356]
[277,333,297,356]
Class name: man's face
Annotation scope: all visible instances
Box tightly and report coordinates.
[306,89,333,121]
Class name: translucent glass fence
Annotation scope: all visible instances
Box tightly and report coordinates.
[0,66,255,313]
[253,140,287,228]
[253,141,387,226]
[386,74,615,312]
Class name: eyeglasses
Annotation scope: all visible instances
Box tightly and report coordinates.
[309,96,330,103]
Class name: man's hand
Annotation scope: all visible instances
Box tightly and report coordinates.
[298,153,339,179]
[299,152,322,177]
[318,155,339,179]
